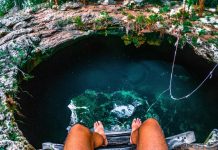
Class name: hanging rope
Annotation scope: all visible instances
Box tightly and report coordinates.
[146,88,169,113]
[169,36,218,100]
[146,35,218,112]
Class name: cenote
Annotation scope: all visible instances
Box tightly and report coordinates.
[16,35,218,148]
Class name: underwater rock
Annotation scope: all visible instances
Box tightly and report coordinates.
[68,90,144,130]
[111,104,135,118]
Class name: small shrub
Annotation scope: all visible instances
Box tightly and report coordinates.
[127,14,135,20]
[0,0,14,16]
[121,34,145,48]
[149,14,163,22]
[55,18,73,28]
[183,20,192,27]
[8,131,18,141]
[144,0,162,5]
[160,5,170,13]
[170,1,177,7]
[136,14,146,25]
[100,11,112,21]
[191,36,198,46]
[198,29,206,36]
[73,16,84,28]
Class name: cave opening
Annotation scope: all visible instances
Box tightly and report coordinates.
[15,35,218,148]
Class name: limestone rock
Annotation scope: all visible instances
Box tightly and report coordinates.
[0,12,33,27]
[99,0,116,5]
[123,0,143,7]
[13,21,28,30]
[0,28,10,38]
[0,28,33,46]
[60,2,83,11]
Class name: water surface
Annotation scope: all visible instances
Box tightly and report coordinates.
[16,35,218,148]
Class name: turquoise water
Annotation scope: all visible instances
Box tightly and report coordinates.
[16,35,218,148]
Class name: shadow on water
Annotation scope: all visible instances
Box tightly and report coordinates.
[15,35,218,148]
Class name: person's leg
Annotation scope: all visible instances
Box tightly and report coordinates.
[64,121,108,150]
[130,118,168,150]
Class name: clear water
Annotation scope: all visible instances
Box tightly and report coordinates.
[16,35,218,148]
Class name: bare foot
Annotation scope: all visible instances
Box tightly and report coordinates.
[94,121,108,146]
[130,118,142,144]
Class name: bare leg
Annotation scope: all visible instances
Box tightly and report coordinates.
[130,118,168,150]
[64,121,108,150]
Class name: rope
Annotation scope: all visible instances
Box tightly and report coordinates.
[146,36,218,112]
[169,36,218,100]
[146,88,169,113]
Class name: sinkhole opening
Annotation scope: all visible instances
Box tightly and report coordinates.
[15,35,218,148]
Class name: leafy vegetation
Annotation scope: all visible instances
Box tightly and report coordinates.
[144,0,162,5]
[94,11,113,30]
[8,130,19,141]
[198,29,206,36]
[159,5,170,13]
[0,0,14,16]
[135,14,146,30]
[73,16,84,28]
[122,34,146,47]
[127,13,135,20]
[55,17,73,28]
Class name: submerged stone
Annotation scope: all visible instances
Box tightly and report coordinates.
[68,90,144,131]
[111,104,135,118]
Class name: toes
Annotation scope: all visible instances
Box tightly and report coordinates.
[98,121,103,127]
[136,118,141,124]
[94,122,98,130]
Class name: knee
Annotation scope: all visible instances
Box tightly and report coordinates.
[141,118,160,129]
[70,124,90,133]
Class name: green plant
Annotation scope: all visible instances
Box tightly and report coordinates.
[160,5,170,13]
[190,10,199,21]
[73,16,84,28]
[187,0,197,10]
[179,35,187,47]
[55,17,73,28]
[144,0,162,5]
[149,14,163,22]
[122,34,146,48]
[135,14,146,32]
[207,38,218,46]
[183,20,193,26]
[198,29,206,36]
[170,1,177,6]
[136,14,146,25]
[191,36,198,46]
[127,14,135,20]
[0,0,14,16]
[0,147,5,150]
[8,130,18,141]
[100,11,112,21]
[94,11,113,30]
